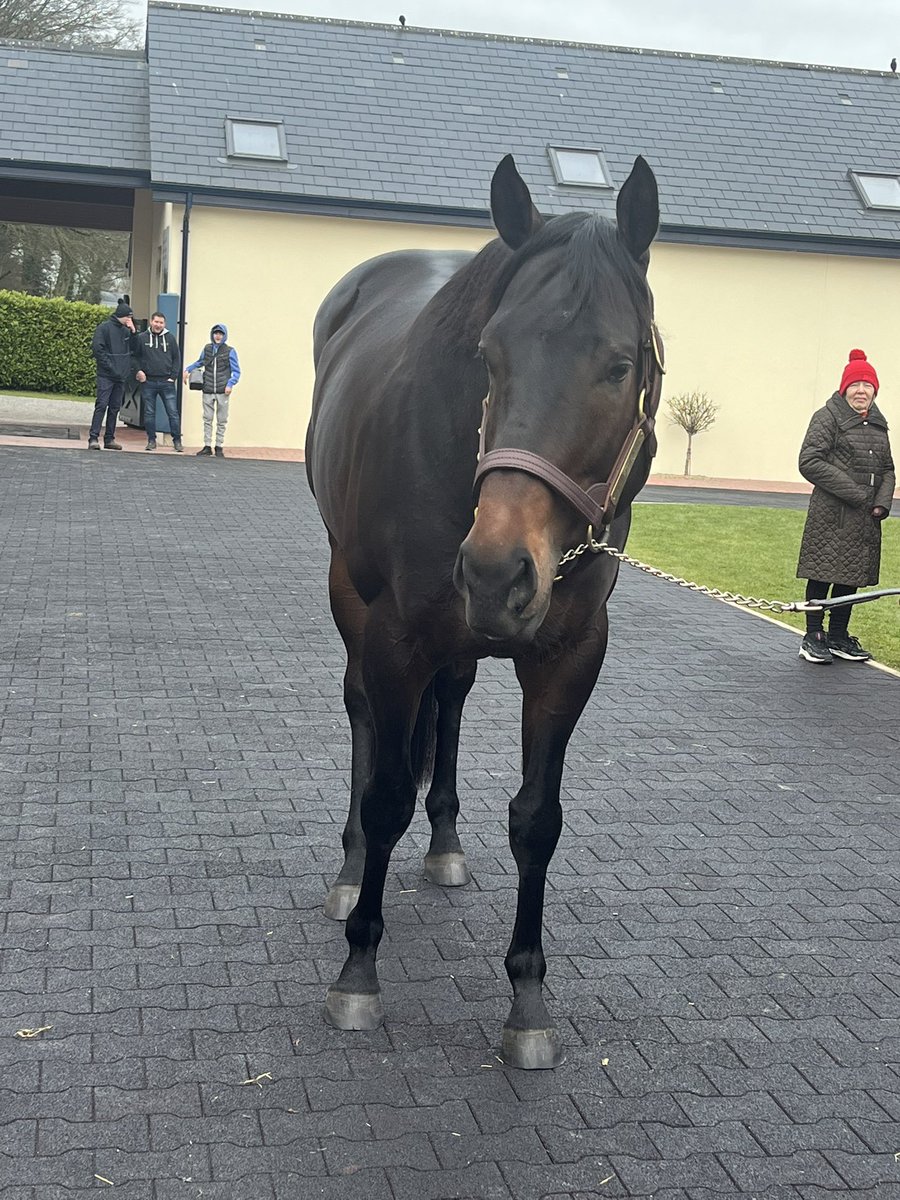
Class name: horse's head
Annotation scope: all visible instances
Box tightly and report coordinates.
[454,154,660,643]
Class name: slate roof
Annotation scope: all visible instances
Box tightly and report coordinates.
[0,42,149,175]
[5,4,900,245]
[145,2,900,244]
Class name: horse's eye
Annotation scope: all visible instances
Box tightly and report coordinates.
[607,362,631,384]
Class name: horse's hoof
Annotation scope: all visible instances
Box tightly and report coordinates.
[424,852,471,886]
[501,1026,565,1070]
[324,884,360,921]
[324,986,384,1030]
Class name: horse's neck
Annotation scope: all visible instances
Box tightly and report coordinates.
[407,239,509,429]
[420,239,509,345]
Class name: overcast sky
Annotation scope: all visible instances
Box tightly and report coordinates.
[138,1,899,72]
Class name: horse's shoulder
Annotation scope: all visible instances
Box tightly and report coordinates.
[320,249,472,322]
[313,248,475,369]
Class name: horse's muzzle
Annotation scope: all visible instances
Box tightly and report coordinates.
[453,541,543,641]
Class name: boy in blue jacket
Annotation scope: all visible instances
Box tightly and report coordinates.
[184,322,241,457]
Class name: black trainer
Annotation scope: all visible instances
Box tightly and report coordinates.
[104,440,123,450]
[88,438,100,450]
[828,632,871,661]
[799,630,833,664]
[196,446,212,457]
[173,439,183,452]
[145,441,157,452]
[214,446,225,458]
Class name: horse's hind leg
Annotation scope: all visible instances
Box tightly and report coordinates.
[423,659,476,887]
[502,617,609,1069]
[324,543,372,920]
[325,596,434,1030]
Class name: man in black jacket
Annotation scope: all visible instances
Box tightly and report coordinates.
[89,300,136,450]
[133,311,183,452]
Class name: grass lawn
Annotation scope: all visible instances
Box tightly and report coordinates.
[0,388,93,403]
[628,503,900,672]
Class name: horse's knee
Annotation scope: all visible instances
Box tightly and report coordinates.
[508,793,562,865]
[343,676,368,722]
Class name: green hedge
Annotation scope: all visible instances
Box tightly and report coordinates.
[0,290,112,396]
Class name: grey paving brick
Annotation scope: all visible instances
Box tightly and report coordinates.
[1,446,898,1200]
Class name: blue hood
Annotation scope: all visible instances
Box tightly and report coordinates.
[210,323,228,339]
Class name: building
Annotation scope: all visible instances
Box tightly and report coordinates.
[3,2,900,477]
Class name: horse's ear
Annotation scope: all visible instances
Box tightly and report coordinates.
[616,155,659,265]
[491,155,544,249]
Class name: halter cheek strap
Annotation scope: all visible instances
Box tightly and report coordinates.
[473,323,665,534]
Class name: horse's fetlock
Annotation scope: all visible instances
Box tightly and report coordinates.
[346,910,384,949]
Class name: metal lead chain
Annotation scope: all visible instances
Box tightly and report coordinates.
[559,538,900,613]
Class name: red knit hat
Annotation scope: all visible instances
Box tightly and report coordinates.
[839,349,879,395]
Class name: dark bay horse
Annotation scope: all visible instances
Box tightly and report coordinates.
[306,155,663,1068]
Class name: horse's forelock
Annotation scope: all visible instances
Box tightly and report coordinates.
[492,212,652,330]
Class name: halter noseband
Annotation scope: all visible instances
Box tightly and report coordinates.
[472,324,665,575]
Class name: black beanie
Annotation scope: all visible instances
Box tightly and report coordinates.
[113,300,133,319]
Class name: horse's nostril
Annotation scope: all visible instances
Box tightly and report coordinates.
[452,546,468,596]
[507,557,537,616]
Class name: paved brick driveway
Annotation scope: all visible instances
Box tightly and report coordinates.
[1,445,898,1200]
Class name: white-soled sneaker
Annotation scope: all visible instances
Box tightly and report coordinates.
[798,631,833,664]
[827,633,871,661]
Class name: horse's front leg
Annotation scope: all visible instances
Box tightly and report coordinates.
[324,543,372,920]
[503,614,609,1069]
[423,659,477,886]
[324,600,434,1031]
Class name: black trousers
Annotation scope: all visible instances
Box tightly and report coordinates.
[89,376,125,444]
[805,579,856,634]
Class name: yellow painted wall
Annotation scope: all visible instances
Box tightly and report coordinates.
[171,205,491,450]
[648,243,900,482]
[165,203,899,479]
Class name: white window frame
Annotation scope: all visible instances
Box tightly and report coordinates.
[225,118,287,162]
[548,146,613,189]
[850,171,900,210]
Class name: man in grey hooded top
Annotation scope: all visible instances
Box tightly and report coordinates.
[133,311,183,452]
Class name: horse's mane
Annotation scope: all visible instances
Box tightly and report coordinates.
[424,211,652,346]
[425,239,513,342]
[494,213,653,329]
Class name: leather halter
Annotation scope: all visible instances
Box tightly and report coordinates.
[472,324,666,563]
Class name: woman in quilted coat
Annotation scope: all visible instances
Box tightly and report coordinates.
[796,349,894,664]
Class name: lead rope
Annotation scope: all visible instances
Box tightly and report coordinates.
[560,533,900,613]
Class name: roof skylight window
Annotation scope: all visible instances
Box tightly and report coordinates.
[225,118,287,161]
[548,146,612,188]
[851,172,900,210]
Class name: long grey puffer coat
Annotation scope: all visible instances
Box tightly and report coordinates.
[796,392,895,585]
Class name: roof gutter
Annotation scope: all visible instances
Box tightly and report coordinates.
[150,184,900,260]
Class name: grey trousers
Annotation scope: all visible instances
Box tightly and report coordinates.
[202,392,230,447]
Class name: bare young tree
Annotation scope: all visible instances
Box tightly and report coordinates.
[666,391,719,477]
[0,0,141,49]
